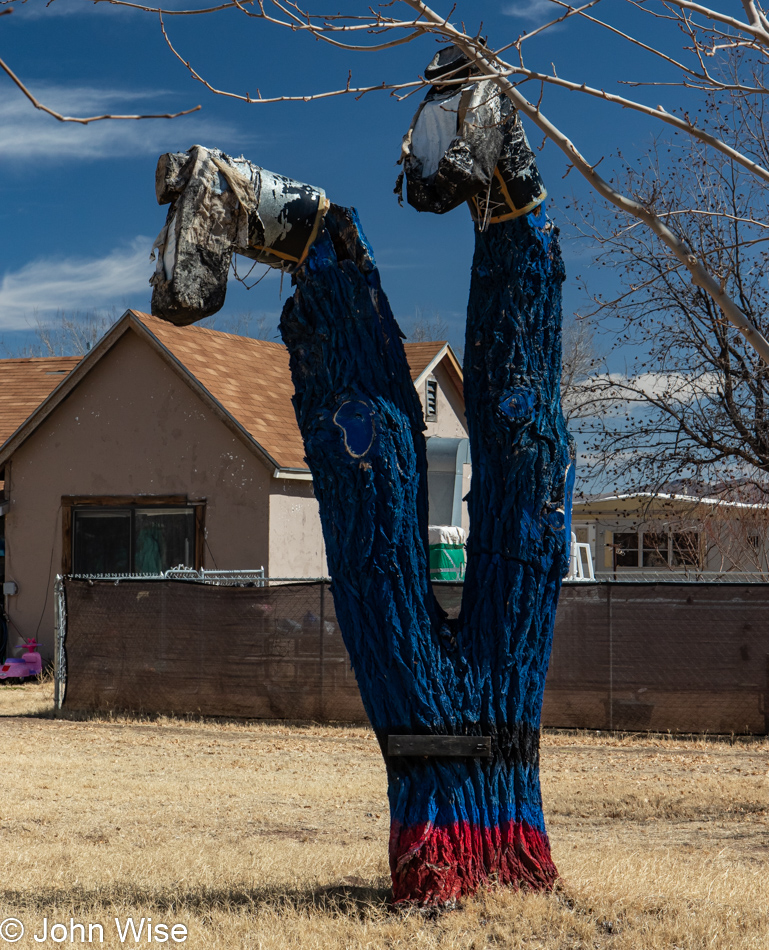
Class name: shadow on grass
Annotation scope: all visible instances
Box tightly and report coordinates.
[0,881,393,919]
[50,708,371,729]
[1,680,371,729]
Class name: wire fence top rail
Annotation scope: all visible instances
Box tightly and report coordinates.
[588,571,769,584]
[58,570,769,587]
[62,566,268,586]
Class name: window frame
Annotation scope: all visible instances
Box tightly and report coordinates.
[670,529,703,568]
[609,525,704,572]
[62,495,205,575]
[641,530,670,568]
[611,530,640,568]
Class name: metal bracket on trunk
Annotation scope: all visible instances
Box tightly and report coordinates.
[388,735,492,758]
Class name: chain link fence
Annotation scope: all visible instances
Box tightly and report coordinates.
[56,577,769,733]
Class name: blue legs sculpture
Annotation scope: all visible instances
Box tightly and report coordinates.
[149,136,572,904]
[280,202,572,905]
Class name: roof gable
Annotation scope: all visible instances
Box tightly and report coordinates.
[133,312,307,470]
[404,342,447,382]
[405,340,464,396]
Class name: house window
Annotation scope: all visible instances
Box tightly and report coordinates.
[425,379,438,421]
[63,497,203,575]
[613,531,639,568]
[642,531,669,567]
[671,531,701,568]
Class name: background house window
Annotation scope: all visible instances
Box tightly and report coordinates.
[671,531,702,568]
[69,502,200,575]
[425,378,438,421]
[613,531,639,568]
[73,510,131,574]
[642,531,670,567]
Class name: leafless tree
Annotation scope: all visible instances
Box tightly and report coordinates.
[573,65,769,492]
[403,308,450,343]
[700,493,769,573]
[599,481,769,574]
[561,315,600,424]
[0,308,280,357]
[0,310,119,357]
[0,8,199,123]
[205,310,276,340]
[62,0,769,365]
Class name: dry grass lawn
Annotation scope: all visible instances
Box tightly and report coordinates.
[1,677,768,948]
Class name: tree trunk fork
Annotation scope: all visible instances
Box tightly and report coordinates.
[280,202,572,905]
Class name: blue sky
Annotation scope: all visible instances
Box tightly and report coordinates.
[0,0,697,353]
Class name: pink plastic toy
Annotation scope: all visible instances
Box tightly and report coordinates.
[0,638,43,681]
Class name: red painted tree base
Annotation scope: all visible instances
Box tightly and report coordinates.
[389,820,558,906]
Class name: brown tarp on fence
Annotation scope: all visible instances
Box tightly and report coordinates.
[544,582,769,734]
[62,579,366,721]
[60,578,769,733]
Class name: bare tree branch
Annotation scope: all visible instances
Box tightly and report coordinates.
[93,0,242,15]
[0,12,201,124]
[389,0,769,364]
[158,11,426,102]
[496,0,605,51]
[658,0,769,45]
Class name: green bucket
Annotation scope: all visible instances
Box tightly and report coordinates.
[428,526,466,581]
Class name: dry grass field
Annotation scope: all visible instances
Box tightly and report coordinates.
[1,678,768,949]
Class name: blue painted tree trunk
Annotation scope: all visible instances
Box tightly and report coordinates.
[280,203,572,906]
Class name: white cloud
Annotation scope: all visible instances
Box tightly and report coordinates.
[502,0,564,25]
[566,370,721,421]
[0,83,234,160]
[0,240,290,331]
[0,236,154,330]
[605,370,721,401]
[631,371,720,399]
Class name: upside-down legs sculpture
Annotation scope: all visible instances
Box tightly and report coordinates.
[150,47,572,905]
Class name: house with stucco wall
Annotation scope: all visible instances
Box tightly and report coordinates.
[572,491,769,578]
[0,310,467,659]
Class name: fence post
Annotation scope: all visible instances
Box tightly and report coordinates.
[607,584,613,731]
[319,580,325,721]
[765,655,769,736]
[53,575,65,713]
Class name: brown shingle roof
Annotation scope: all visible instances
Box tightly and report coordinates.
[0,357,82,447]
[403,341,448,382]
[0,314,459,473]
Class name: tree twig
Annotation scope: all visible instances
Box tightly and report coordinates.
[0,53,201,123]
